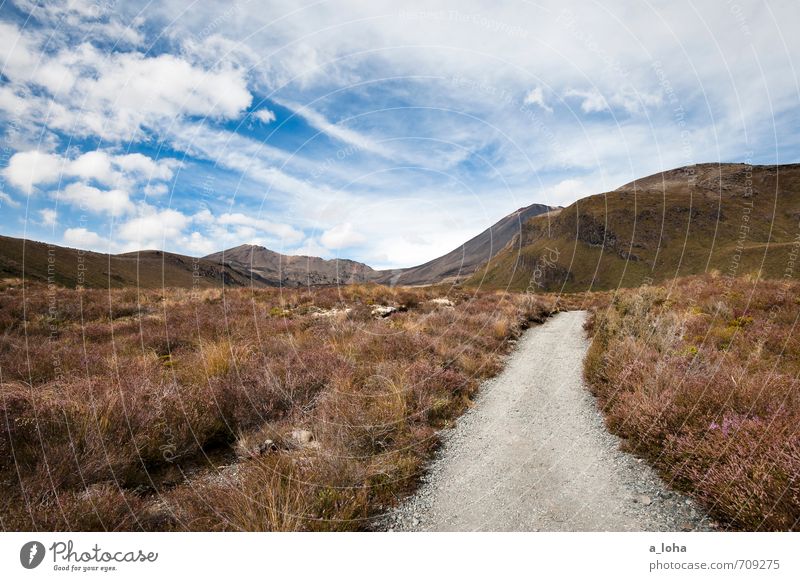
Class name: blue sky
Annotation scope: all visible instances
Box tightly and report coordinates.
[1,0,799,269]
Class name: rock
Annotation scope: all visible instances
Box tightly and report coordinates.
[635,494,652,506]
[310,307,351,318]
[292,429,315,444]
[371,305,397,318]
[256,439,278,455]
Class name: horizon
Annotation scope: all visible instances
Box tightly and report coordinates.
[2,158,793,269]
[2,1,800,270]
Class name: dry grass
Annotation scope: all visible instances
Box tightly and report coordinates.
[0,282,554,531]
[584,275,800,530]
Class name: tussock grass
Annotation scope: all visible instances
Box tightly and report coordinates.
[584,275,800,530]
[0,282,554,531]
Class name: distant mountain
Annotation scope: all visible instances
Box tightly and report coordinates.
[470,163,800,292]
[0,235,255,289]
[372,202,556,286]
[204,244,376,287]
[9,162,794,293]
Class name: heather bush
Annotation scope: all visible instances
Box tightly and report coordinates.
[0,282,553,530]
[585,276,800,530]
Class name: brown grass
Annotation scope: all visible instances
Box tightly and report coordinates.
[584,275,800,530]
[0,281,554,531]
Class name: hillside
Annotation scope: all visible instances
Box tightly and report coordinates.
[0,235,255,289]
[205,244,376,287]
[471,163,800,292]
[372,202,555,286]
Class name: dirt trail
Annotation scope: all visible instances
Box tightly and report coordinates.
[388,311,712,531]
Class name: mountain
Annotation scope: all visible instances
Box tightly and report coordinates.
[470,163,800,292]
[0,235,255,289]
[372,202,556,286]
[204,244,376,287]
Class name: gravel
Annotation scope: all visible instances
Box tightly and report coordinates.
[384,310,713,532]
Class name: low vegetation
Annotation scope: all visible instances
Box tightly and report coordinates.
[0,280,553,531]
[472,164,800,292]
[585,274,800,530]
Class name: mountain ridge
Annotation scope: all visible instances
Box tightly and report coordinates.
[471,162,800,292]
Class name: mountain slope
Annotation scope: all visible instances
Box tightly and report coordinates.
[470,163,800,292]
[373,202,556,286]
[0,235,255,289]
[204,244,376,287]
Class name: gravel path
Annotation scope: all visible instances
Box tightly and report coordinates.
[386,311,713,532]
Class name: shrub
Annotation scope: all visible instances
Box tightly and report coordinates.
[584,275,800,530]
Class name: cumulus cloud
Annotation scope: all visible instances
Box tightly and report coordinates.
[253,108,277,124]
[564,88,610,114]
[217,212,305,244]
[39,208,57,226]
[4,150,64,194]
[117,208,191,250]
[0,22,253,141]
[59,182,135,216]
[547,178,585,206]
[523,87,553,113]
[143,183,169,197]
[3,149,177,207]
[63,227,109,251]
[320,222,366,249]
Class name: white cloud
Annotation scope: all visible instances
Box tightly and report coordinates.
[113,153,178,181]
[547,178,585,206]
[523,87,553,113]
[0,191,20,208]
[4,151,63,193]
[143,183,169,197]
[0,22,253,141]
[118,208,191,250]
[183,231,217,255]
[275,99,392,159]
[59,182,135,216]
[63,227,109,251]
[68,151,116,184]
[253,108,276,124]
[564,88,609,114]
[39,208,57,226]
[290,237,331,258]
[3,149,177,206]
[320,222,366,249]
[217,212,304,244]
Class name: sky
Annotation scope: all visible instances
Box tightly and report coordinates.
[0,0,799,269]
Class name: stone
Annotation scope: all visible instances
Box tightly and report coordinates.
[292,429,314,444]
[371,305,397,318]
[257,439,278,455]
